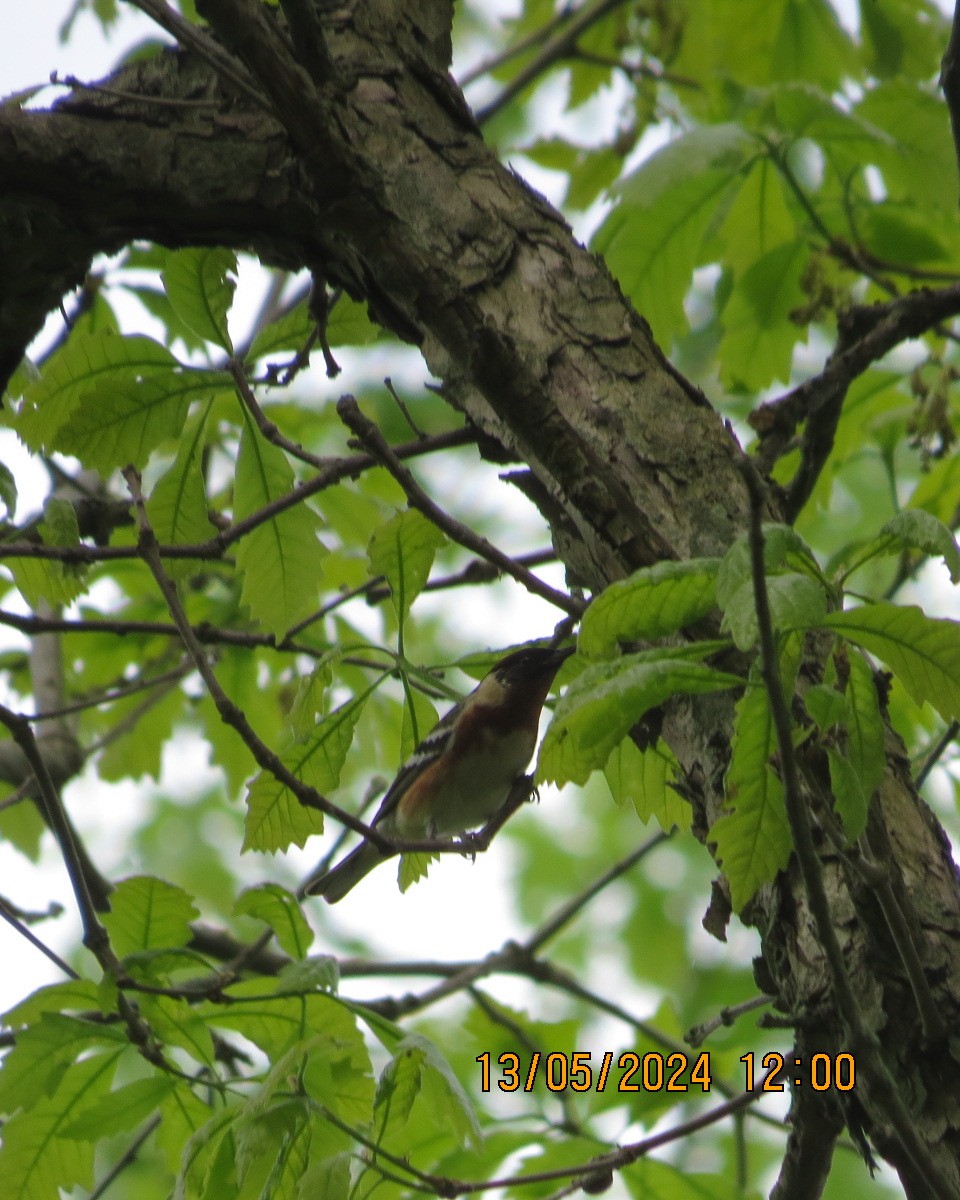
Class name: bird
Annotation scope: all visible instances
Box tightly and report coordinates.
[306,644,573,903]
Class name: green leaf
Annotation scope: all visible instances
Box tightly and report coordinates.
[247,299,315,361]
[593,124,750,344]
[0,1050,121,1200]
[0,461,17,518]
[804,683,849,732]
[717,523,820,609]
[389,1034,482,1148]
[288,660,334,737]
[235,884,314,959]
[856,82,957,213]
[61,1074,177,1139]
[719,240,808,391]
[146,403,216,568]
[0,1013,124,1113]
[297,1152,352,1200]
[722,573,827,650]
[234,422,326,636]
[579,558,721,658]
[11,331,178,452]
[9,496,88,609]
[827,748,868,840]
[162,247,237,352]
[243,694,367,852]
[824,603,960,722]
[326,294,379,347]
[879,509,960,584]
[53,371,222,474]
[844,651,885,803]
[368,509,446,624]
[603,737,690,832]
[398,850,437,893]
[101,875,199,958]
[711,683,792,910]
[720,156,796,276]
[673,0,854,90]
[860,0,947,80]
[273,957,339,995]
[538,652,742,786]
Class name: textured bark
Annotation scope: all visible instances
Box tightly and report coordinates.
[2,3,960,1191]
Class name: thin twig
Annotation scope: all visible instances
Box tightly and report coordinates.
[86,1114,163,1200]
[0,900,79,980]
[337,396,584,617]
[914,719,959,789]
[0,702,121,973]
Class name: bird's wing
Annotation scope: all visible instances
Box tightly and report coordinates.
[369,700,462,826]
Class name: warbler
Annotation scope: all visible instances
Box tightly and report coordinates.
[307,645,572,903]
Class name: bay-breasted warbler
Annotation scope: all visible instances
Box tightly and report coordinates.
[306,644,573,903]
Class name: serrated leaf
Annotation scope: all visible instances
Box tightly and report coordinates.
[878,509,960,584]
[146,403,215,570]
[603,737,689,832]
[824,603,960,722]
[243,694,366,852]
[804,683,849,731]
[538,652,742,787]
[61,1074,177,1140]
[288,660,334,737]
[398,850,437,893]
[827,748,868,840]
[712,683,792,910]
[716,523,820,610]
[234,422,326,636]
[579,558,721,658]
[722,573,827,650]
[10,495,87,608]
[101,875,199,958]
[162,247,236,352]
[368,509,445,625]
[0,1050,121,1200]
[391,1034,482,1148]
[12,332,178,453]
[718,240,808,391]
[0,1013,124,1114]
[53,370,223,474]
[595,165,743,346]
[235,884,314,959]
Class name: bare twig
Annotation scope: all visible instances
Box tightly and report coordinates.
[0,899,79,979]
[475,0,630,124]
[0,701,120,973]
[337,396,584,617]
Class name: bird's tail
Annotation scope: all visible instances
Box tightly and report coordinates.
[306,842,386,904]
